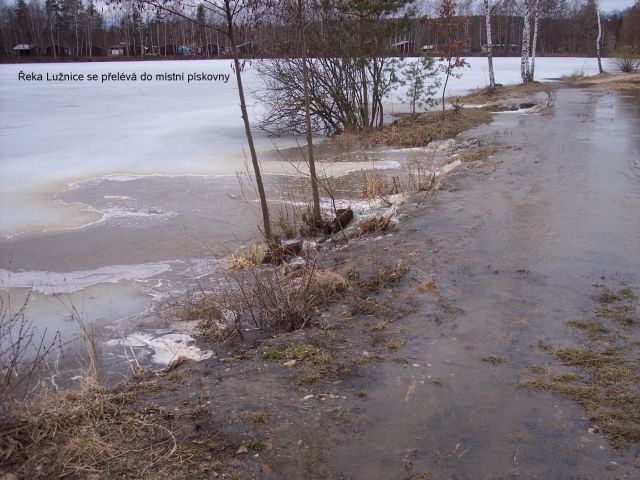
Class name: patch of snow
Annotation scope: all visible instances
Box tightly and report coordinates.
[106,332,214,365]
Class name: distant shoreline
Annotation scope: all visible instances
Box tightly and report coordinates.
[0,53,604,65]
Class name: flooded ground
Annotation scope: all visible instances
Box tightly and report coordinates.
[315,87,640,478]
[3,81,639,478]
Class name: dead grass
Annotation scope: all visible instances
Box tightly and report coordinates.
[228,243,265,271]
[356,262,410,292]
[355,216,393,237]
[0,378,182,479]
[566,320,610,340]
[347,108,493,148]
[455,145,498,163]
[522,284,640,448]
[481,355,506,366]
[457,81,553,105]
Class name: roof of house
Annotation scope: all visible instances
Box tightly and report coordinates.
[13,44,34,50]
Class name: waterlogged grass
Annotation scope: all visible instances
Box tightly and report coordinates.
[523,284,640,447]
[481,355,506,366]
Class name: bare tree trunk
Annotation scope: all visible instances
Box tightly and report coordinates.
[595,0,603,73]
[298,0,322,226]
[48,14,56,59]
[520,1,530,82]
[225,1,273,241]
[359,15,370,131]
[531,13,539,80]
[483,0,495,90]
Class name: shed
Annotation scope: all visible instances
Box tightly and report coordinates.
[13,44,35,56]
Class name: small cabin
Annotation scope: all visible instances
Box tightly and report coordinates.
[13,44,35,56]
[110,44,126,56]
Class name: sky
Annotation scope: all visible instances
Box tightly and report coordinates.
[599,0,637,12]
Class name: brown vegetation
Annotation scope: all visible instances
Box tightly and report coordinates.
[349,108,493,148]
[522,285,639,447]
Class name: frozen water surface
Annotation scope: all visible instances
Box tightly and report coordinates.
[0,56,605,372]
[0,57,602,237]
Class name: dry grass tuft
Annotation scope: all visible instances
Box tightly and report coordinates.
[458,81,552,104]
[481,355,506,366]
[455,145,498,163]
[353,109,493,148]
[417,279,436,293]
[522,283,640,448]
[356,216,393,237]
[357,262,410,292]
[228,243,265,271]
[0,381,180,479]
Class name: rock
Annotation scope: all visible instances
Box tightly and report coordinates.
[236,445,249,454]
[303,394,314,400]
[282,359,297,368]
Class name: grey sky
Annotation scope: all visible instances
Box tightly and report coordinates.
[600,0,636,12]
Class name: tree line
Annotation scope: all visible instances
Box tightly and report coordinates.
[1,0,638,59]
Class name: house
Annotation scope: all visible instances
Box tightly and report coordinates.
[13,44,35,56]
[422,44,436,53]
[110,44,126,56]
[391,40,414,55]
[46,45,69,56]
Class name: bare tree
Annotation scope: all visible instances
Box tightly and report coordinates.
[112,0,274,240]
[595,0,603,73]
[483,0,496,90]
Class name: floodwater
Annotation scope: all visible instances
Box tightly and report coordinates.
[322,88,640,478]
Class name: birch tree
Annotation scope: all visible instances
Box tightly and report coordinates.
[482,0,496,90]
[595,0,603,73]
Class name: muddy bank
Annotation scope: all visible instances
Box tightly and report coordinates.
[3,86,640,479]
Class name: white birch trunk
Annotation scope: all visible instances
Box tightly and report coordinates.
[484,0,495,89]
[531,13,539,80]
[520,2,530,82]
[595,0,603,73]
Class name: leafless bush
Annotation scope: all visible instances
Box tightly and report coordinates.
[187,257,349,336]
[0,293,61,404]
[611,51,640,73]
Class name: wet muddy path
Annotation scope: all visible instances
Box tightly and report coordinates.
[319,88,640,479]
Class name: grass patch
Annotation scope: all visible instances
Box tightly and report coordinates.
[352,108,493,148]
[566,320,610,339]
[0,381,182,478]
[297,374,321,386]
[245,439,266,451]
[481,355,506,366]
[283,344,330,364]
[262,348,281,360]
[243,411,270,425]
[458,81,552,104]
[417,280,436,293]
[355,389,367,398]
[387,340,404,352]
